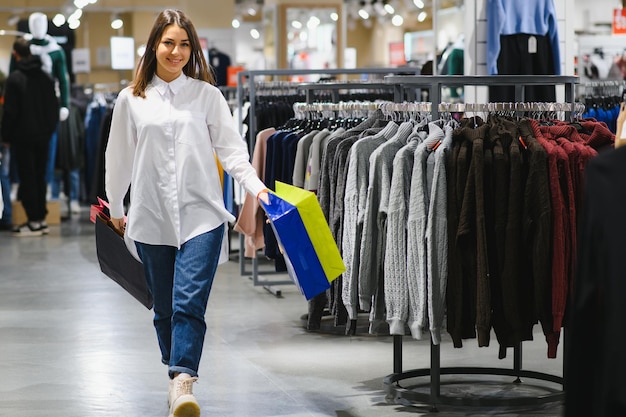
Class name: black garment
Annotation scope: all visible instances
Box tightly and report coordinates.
[489,34,556,103]
[1,55,59,223]
[209,49,231,87]
[56,104,84,172]
[1,55,59,145]
[564,146,626,416]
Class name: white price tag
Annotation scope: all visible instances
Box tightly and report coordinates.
[528,36,537,54]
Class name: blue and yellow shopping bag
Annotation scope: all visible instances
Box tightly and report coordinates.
[261,181,345,300]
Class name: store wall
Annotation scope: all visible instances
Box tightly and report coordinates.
[0,12,18,76]
[573,0,622,34]
[346,12,432,68]
[0,0,236,87]
[346,20,375,67]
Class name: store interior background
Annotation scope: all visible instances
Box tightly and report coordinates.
[0,0,625,91]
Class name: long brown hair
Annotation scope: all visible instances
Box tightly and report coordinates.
[132,9,215,97]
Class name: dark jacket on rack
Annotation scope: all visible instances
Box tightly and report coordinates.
[488,117,536,358]
[517,119,555,357]
[459,123,491,347]
[447,119,478,348]
[56,104,85,172]
[1,55,59,145]
[565,145,626,417]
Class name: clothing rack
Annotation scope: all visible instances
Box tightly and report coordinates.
[380,74,579,411]
[296,81,396,104]
[236,68,420,155]
[577,79,626,96]
[235,68,420,296]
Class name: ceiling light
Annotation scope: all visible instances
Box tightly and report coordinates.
[392,14,403,26]
[68,8,82,29]
[373,1,387,16]
[358,0,370,20]
[417,11,427,22]
[250,28,260,39]
[52,13,66,27]
[68,18,80,29]
[384,3,395,14]
[291,20,302,29]
[414,0,425,8]
[330,12,339,21]
[69,8,82,20]
[111,14,124,30]
[232,18,240,28]
[307,16,320,29]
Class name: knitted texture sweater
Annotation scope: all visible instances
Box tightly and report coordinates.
[359,122,413,313]
[406,123,446,339]
[384,137,423,335]
[341,121,398,320]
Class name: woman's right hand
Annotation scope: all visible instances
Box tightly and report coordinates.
[110,217,126,234]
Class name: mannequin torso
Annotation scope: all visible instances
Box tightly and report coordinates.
[26,12,70,121]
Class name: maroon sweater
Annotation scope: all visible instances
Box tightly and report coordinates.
[529,120,571,357]
[518,120,556,357]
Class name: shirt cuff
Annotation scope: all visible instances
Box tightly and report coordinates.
[109,201,125,219]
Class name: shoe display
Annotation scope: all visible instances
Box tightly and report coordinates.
[168,373,200,417]
[12,222,44,237]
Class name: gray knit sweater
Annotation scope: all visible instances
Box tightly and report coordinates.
[341,121,399,320]
[292,129,319,188]
[384,130,426,335]
[358,122,414,329]
[426,123,455,344]
[406,123,445,339]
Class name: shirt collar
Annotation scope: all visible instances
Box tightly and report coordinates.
[152,73,187,96]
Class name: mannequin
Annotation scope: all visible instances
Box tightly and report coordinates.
[487,0,560,102]
[9,13,74,210]
[26,12,70,122]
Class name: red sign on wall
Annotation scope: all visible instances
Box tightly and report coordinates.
[389,42,406,67]
[613,9,626,35]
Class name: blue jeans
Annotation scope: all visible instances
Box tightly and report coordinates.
[46,130,58,185]
[0,145,11,224]
[135,225,225,379]
[51,168,80,201]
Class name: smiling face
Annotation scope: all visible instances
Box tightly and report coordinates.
[155,24,191,82]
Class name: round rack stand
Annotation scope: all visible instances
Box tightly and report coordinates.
[383,366,563,412]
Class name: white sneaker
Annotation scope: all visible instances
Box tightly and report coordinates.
[70,200,81,215]
[168,373,200,417]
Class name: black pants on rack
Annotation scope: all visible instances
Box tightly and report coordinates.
[489,33,557,103]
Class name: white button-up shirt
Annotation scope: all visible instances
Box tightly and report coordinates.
[105,74,265,248]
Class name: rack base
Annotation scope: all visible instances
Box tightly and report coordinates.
[383,366,563,411]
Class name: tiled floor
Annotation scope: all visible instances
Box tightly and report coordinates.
[0,211,564,417]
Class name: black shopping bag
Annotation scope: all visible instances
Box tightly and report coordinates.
[94,214,153,309]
